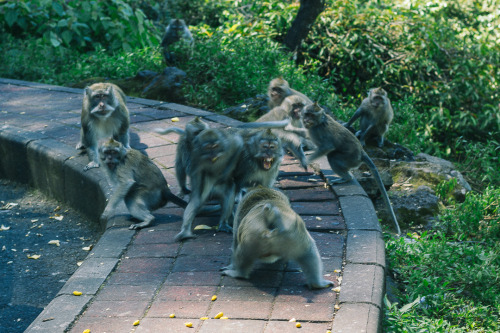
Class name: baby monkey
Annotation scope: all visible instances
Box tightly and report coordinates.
[98,138,187,230]
[345,87,393,147]
[303,103,401,235]
[223,187,333,290]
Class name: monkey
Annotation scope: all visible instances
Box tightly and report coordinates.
[345,87,394,147]
[233,129,284,195]
[155,117,209,197]
[302,102,401,235]
[76,83,130,171]
[241,95,310,170]
[156,118,290,198]
[161,19,194,63]
[98,138,187,230]
[175,128,244,241]
[222,187,334,290]
[267,77,312,110]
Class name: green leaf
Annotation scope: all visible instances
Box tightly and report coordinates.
[400,297,420,313]
[49,31,61,47]
[5,9,18,27]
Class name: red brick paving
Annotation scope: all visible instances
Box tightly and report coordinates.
[68,174,344,332]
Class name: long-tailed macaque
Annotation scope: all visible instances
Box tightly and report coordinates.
[98,138,187,230]
[233,129,284,192]
[222,187,334,290]
[303,103,401,235]
[161,19,194,63]
[175,128,243,241]
[155,117,209,197]
[345,87,393,147]
[77,83,130,171]
[242,95,309,170]
[267,77,312,110]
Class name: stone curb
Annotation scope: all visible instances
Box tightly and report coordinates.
[330,178,386,332]
[0,78,385,332]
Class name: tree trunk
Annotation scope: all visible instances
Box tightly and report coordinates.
[283,0,325,52]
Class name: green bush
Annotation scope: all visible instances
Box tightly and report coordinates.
[0,0,160,52]
[169,30,339,116]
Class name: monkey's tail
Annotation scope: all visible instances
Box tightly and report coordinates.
[237,119,290,129]
[361,153,401,236]
[155,127,185,135]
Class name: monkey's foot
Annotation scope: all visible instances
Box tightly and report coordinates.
[222,269,248,279]
[217,223,233,233]
[307,279,334,290]
[175,230,195,242]
[83,161,100,171]
[129,221,152,230]
[329,177,352,184]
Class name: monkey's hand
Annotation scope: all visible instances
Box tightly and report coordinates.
[84,161,100,171]
[75,142,85,150]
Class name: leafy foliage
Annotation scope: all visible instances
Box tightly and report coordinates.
[385,187,500,331]
[0,0,160,51]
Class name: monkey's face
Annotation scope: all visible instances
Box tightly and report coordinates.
[269,87,284,103]
[99,146,123,171]
[198,139,223,163]
[370,95,385,109]
[290,103,304,120]
[89,88,116,117]
[255,138,281,170]
[302,105,323,128]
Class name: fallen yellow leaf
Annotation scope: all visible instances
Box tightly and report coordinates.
[82,246,92,251]
[200,317,209,320]
[332,287,341,293]
[50,214,64,221]
[0,225,11,231]
[27,254,41,260]
[133,320,140,326]
[73,291,82,296]
[169,313,175,318]
[296,322,302,328]
[211,295,217,301]
[83,329,91,333]
[220,316,229,320]
[315,216,322,221]
[48,240,60,247]
[289,318,296,322]
[185,322,193,327]
[214,312,224,319]
[171,117,180,122]
[194,224,215,230]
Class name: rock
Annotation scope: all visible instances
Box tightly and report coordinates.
[352,146,470,231]
[141,67,187,102]
[376,185,441,228]
[222,94,270,122]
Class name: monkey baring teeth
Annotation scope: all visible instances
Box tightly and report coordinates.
[262,158,274,170]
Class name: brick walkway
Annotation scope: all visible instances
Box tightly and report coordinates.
[0,78,384,333]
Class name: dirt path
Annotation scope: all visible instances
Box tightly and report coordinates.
[0,179,100,333]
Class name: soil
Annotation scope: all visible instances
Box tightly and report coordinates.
[0,179,101,333]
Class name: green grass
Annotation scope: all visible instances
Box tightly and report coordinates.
[384,187,500,332]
